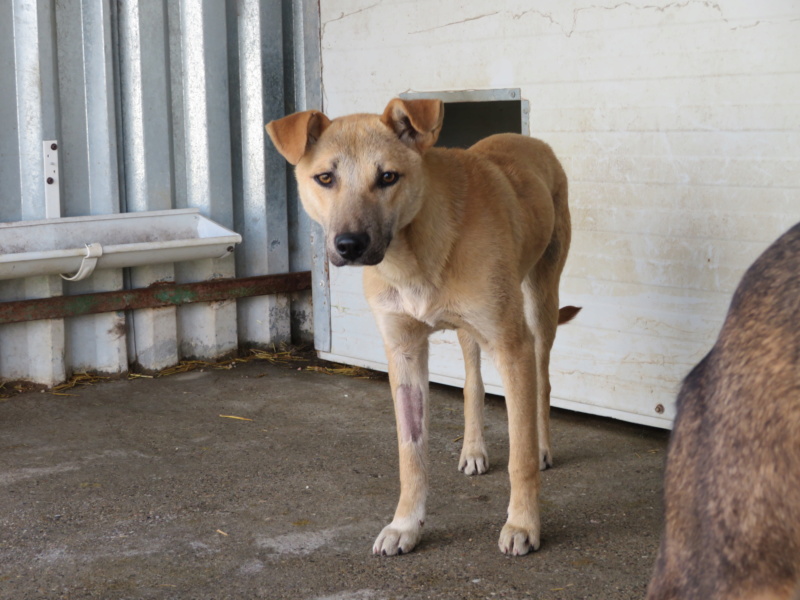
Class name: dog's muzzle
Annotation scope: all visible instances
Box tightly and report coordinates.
[334,232,371,262]
[330,231,390,266]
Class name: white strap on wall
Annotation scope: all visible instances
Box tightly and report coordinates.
[61,243,103,281]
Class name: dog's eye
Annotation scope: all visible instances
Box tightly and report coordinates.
[378,171,400,188]
[314,172,334,187]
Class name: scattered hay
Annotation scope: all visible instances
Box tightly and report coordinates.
[247,347,307,366]
[149,346,311,379]
[219,414,253,421]
[1,380,46,399]
[3,345,377,399]
[155,360,222,378]
[40,345,313,397]
[305,364,375,379]
[50,372,111,395]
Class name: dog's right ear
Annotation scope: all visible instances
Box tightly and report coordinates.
[265,110,331,165]
[381,98,444,153]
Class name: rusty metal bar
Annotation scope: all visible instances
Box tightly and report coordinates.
[0,271,311,325]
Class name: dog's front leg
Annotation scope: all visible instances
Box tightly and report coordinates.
[373,315,431,556]
[494,321,541,556]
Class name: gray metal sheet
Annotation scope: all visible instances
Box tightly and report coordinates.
[0,0,316,384]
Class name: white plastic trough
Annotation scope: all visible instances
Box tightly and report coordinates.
[0,208,242,281]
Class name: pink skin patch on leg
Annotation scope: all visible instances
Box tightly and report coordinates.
[397,384,423,443]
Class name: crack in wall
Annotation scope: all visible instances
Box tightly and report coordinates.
[510,2,764,38]
[322,2,382,37]
[320,1,772,45]
[410,11,501,35]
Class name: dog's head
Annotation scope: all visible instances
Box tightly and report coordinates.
[266,98,444,266]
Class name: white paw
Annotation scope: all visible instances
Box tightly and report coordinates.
[498,521,540,556]
[539,446,553,471]
[458,442,489,475]
[372,517,423,556]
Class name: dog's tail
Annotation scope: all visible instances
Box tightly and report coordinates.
[558,306,582,325]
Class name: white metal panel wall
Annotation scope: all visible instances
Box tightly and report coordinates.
[0,0,319,386]
[317,0,800,428]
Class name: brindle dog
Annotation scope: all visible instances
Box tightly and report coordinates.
[647,222,800,600]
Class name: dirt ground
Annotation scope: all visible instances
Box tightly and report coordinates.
[0,353,670,600]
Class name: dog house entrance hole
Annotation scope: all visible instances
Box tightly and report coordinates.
[400,88,528,149]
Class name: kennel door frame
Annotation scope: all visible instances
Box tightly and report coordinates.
[398,88,530,139]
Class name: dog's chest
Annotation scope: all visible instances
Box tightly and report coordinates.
[379,285,459,330]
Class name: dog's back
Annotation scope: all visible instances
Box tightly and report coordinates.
[647,222,800,600]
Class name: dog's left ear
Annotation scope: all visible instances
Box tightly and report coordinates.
[266,110,331,165]
[381,98,444,153]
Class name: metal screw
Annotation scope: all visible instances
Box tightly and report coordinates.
[51,143,58,151]
[655,404,665,414]
[46,177,54,185]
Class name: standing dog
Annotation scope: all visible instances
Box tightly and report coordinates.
[647,222,800,599]
[266,98,577,556]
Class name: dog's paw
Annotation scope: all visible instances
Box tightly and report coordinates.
[458,442,489,476]
[498,521,540,556]
[539,447,553,471]
[372,518,422,556]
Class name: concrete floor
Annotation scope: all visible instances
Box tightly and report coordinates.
[0,354,670,600]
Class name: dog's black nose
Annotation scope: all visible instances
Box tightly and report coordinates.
[334,232,370,261]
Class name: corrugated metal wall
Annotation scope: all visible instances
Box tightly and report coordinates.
[0,0,321,385]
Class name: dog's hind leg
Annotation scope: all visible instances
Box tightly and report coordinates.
[372,314,432,556]
[457,329,489,475]
[523,275,560,470]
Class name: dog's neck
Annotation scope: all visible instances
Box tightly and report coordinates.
[373,149,465,291]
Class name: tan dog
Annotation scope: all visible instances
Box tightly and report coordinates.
[266,98,578,556]
[647,222,800,600]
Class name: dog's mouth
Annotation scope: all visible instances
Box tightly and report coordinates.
[328,232,392,267]
[330,253,384,267]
